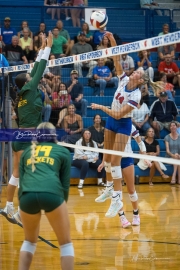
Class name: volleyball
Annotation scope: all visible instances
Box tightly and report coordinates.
[90,10,108,29]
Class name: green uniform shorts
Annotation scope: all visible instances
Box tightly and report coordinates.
[19,192,64,214]
[12,141,32,152]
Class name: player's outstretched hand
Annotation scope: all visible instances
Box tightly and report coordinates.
[91,103,101,110]
[104,31,117,46]
[47,31,53,48]
[41,34,46,50]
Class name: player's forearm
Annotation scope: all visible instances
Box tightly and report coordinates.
[98,104,133,119]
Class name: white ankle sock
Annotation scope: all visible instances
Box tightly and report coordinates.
[7,202,13,206]
[97,178,102,184]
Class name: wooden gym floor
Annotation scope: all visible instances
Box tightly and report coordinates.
[1,183,180,270]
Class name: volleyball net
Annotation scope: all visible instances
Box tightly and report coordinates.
[0,30,180,182]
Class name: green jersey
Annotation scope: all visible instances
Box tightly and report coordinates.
[51,36,67,54]
[19,142,71,202]
[18,60,46,128]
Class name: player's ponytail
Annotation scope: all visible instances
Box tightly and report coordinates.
[149,80,165,97]
[31,141,37,172]
[141,70,165,96]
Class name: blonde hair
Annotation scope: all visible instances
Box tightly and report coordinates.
[31,141,37,172]
[142,71,165,96]
[30,122,57,172]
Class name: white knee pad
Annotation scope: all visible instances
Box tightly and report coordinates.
[60,243,74,257]
[104,162,111,173]
[129,191,138,202]
[111,166,122,179]
[9,175,19,186]
[20,240,37,255]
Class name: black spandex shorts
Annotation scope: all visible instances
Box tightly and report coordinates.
[19,192,64,214]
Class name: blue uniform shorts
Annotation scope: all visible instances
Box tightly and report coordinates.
[105,116,132,136]
[121,157,134,169]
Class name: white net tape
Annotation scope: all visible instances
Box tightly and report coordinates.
[0,31,180,73]
[58,142,180,166]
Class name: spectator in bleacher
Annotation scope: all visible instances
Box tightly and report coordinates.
[158,24,176,49]
[51,75,62,93]
[92,58,118,96]
[136,50,154,81]
[72,129,105,188]
[5,36,28,86]
[44,0,61,20]
[71,32,97,78]
[56,20,70,40]
[158,45,175,62]
[61,104,83,145]
[96,34,110,51]
[18,27,34,63]
[49,53,61,76]
[96,36,115,74]
[88,114,105,149]
[76,22,93,47]
[159,73,175,102]
[140,0,162,16]
[120,54,135,76]
[39,83,52,122]
[34,23,48,39]
[158,23,170,36]
[138,127,169,185]
[132,98,151,135]
[51,27,69,58]
[5,36,28,65]
[93,27,106,48]
[50,82,71,126]
[140,84,150,106]
[56,20,72,56]
[158,54,180,87]
[164,121,180,184]
[66,70,88,116]
[149,91,179,138]
[70,0,84,27]
[18,21,33,39]
[1,17,17,47]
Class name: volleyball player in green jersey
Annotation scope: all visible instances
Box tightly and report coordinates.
[18,122,74,270]
[0,33,53,221]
